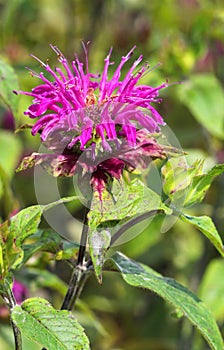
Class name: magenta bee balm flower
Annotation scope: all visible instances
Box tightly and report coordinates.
[17,45,166,147]
[16,44,170,199]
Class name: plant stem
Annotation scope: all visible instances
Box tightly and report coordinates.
[61,200,91,310]
[61,268,82,310]
[11,319,23,350]
[2,281,23,350]
[77,204,90,266]
[69,271,90,308]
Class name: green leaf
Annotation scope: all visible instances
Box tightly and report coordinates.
[10,206,42,244]
[0,221,23,278]
[105,252,224,350]
[21,229,62,266]
[10,195,79,244]
[199,259,224,322]
[180,214,224,257]
[0,58,19,117]
[11,298,90,350]
[89,229,111,284]
[21,229,79,266]
[0,207,53,277]
[177,73,224,139]
[184,163,224,207]
[0,196,79,271]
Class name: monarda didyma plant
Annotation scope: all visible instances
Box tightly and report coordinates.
[0,44,224,350]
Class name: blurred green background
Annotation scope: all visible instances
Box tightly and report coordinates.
[0,0,224,349]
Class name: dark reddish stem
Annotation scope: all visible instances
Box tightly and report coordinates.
[61,200,91,310]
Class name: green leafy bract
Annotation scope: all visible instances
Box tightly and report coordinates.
[105,252,224,350]
[184,163,224,207]
[162,159,204,202]
[89,229,111,284]
[162,161,224,208]
[11,298,90,350]
[89,178,170,228]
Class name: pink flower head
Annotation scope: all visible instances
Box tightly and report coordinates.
[16,44,170,199]
[16,44,167,151]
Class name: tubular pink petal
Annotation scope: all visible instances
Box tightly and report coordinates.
[122,124,136,146]
[148,105,166,124]
[38,119,59,140]
[96,124,112,152]
[103,123,117,140]
[79,127,92,149]
[118,54,143,95]
[68,136,79,149]
[55,67,68,82]
[98,47,113,102]
[106,46,137,97]
[32,115,57,134]
[81,41,90,74]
